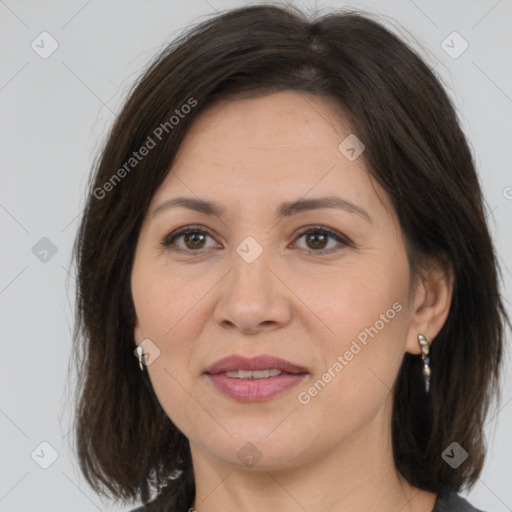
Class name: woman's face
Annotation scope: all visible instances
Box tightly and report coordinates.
[131,90,424,471]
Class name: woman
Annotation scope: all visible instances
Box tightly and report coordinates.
[71,5,508,512]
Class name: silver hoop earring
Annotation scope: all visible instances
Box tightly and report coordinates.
[135,346,145,372]
[418,333,431,393]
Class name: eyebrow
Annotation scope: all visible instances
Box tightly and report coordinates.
[151,195,371,222]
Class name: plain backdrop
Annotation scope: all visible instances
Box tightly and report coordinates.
[0,0,511,511]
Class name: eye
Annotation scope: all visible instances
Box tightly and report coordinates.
[161,224,351,255]
[162,225,218,252]
[292,225,351,255]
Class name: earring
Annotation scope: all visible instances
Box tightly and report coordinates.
[135,346,145,372]
[418,333,431,392]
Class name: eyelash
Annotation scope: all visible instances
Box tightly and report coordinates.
[161,224,351,256]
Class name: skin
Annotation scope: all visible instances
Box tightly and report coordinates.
[131,90,453,512]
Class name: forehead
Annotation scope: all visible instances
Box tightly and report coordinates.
[175,90,351,161]
[149,91,391,219]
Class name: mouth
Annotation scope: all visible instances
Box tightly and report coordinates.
[205,354,309,402]
[205,354,308,375]
[220,368,286,379]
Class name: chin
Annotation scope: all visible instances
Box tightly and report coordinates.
[198,430,314,471]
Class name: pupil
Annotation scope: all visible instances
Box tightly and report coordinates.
[185,232,205,249]
[307,233,327,249]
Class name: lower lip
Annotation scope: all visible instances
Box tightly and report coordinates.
[206,373,308,402]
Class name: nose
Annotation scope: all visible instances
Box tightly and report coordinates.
[213,245,292,334]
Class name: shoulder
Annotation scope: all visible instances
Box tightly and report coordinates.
[128,499,190,512]
[433,492,486,512]
[128,502,171,512]
[129,505,155,512]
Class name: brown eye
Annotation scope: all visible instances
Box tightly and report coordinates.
[162,226,217,252]
[305,232,329,250]
[293,226,350,255]
[183,231,207,250]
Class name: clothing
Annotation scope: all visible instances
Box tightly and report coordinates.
[433,492,485,512]
[130,491,486,511]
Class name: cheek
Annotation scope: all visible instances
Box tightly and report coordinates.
[301,251,410,391]
[131,251,211,341]
[299,253,409,346]
[131,281,203,433]
[132,270,200,372]
[291,272,409,448]
[131,252,216,429]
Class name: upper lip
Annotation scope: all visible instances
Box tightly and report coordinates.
[205,355,308,375]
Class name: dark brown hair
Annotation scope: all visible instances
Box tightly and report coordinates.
[71,4,508,510]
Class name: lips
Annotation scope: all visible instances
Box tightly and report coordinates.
[205,354,308,375]
[205,355,309,402]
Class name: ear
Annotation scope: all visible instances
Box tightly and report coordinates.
[405,263,454,355]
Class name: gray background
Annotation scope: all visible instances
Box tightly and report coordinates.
[0,0,511,511]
